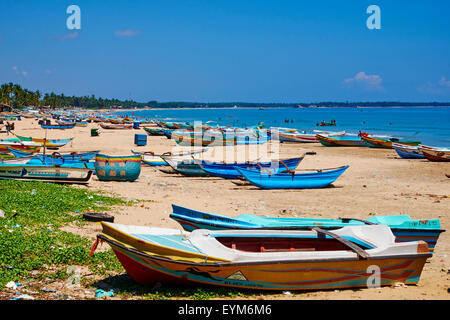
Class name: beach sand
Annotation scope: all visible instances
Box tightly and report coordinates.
[2,117,449,300]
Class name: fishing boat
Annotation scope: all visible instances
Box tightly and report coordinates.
[143,127,166,136]
[236,165,349,189]
[197,156,306,179]
[169,205,444,254]
[95,154,142,181]
[40,123,76,129]
[316,134,366,147]
[15,135,74,148]
[94,222,431,291]
[392,143,425,159]
[2,153,95,169]
[131,151,167,166]
[418,145,450,162]
[0,140,42,153]
[0,161,93,184]
[162,157,209,177]
[277,130,345,143]
[99,123,133,130]
[362,135,421,149]
[5,145,41,155]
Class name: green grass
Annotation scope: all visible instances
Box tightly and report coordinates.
[0,180,256,299]
[0,180,127,288]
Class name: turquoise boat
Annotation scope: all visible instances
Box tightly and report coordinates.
[169,205,444,254]
[236,165,349,189]
[41,123,76,129]
[316,134,366,147]
[94,154,141,182]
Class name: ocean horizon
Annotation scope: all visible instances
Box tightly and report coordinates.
[117,106,450,146]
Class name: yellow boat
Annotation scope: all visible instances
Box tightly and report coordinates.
[93,222,431,291]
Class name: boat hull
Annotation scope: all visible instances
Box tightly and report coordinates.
[199,157,304,179]
[169,205,443,254]
[362,136,421,149]
[317,135,365,147]
[236,165,349,189]
[101,236,429,291]
[0,165,93,184]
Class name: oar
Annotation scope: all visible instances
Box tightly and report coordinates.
[311,227,369,259]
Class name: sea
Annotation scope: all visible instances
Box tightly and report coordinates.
[117,106,450,146]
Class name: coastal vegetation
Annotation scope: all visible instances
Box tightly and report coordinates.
[1,82,449,110]
[0,181,126,290]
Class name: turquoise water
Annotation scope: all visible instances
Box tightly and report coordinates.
[118,107,450,146]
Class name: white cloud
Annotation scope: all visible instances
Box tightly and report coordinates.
[419,77,450,95]
[12,66,27,77]
[343,71,384,92]
[114,29,141,37]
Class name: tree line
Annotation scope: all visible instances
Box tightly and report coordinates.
[1,82,449,110]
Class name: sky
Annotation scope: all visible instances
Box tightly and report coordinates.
[0,0,449,103]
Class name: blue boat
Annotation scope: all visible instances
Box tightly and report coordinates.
[392,143,425,159]
[169,205,444,254]
[40,123,76,129]
[95,154,141,182]
[235,165,349,189]
[197,156,305,179]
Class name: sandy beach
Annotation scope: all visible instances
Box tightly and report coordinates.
[2,117,449,300]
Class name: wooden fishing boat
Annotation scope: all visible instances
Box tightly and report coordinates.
[418,145,450,162]
[15,135,73,148]
[40,123,76,129]
[170,205,444,254]
[316,134,366,147]
[95,154,142,181]
[0,163,93,184]
[197,156,305,179]
[163,157,209,177]
[362,135,421,149]
[236,165,349,189]
[392,143,425,159]
[99,123,133,130]
[143,127,166,136]
[0,140,42,153]
[94,222,431,291]
[6,145,41,155]
[2,154,95,169]
[278,130,345,143]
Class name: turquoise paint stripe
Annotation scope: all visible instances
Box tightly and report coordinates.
[131,234,204,254]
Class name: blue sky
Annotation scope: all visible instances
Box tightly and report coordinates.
[0,0,449,103]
